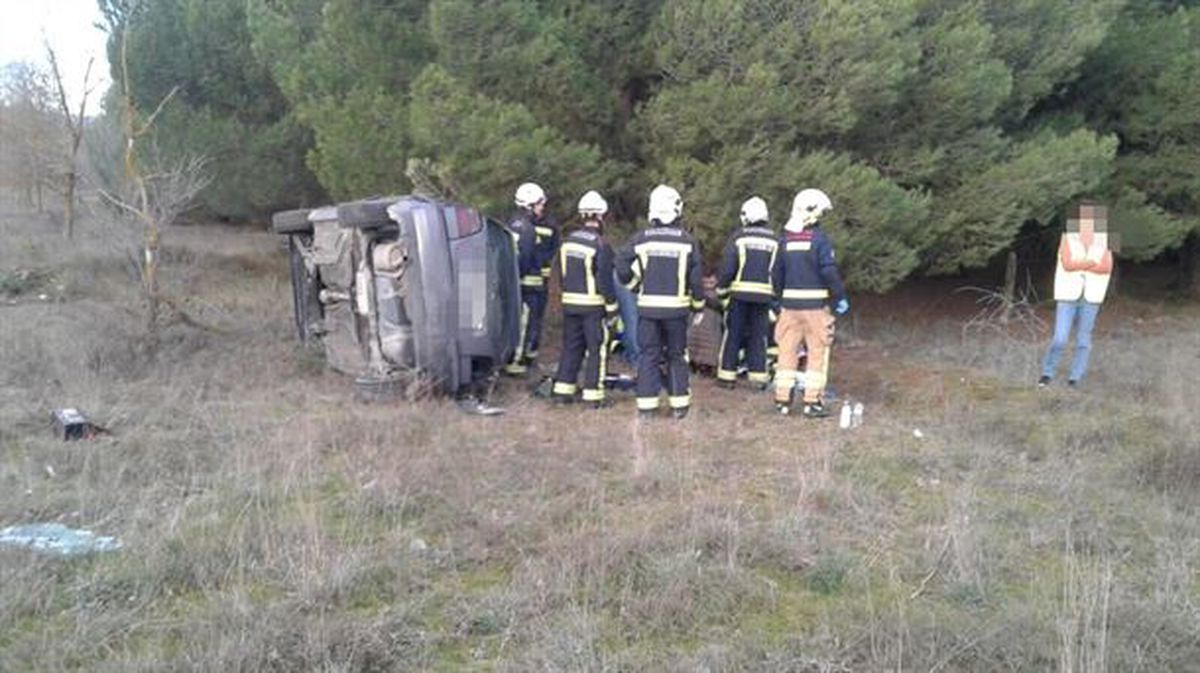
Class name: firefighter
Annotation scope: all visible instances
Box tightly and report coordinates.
[532,206,562,363]
[505,182,551,375]
[551,191,619,408]
[615,185,705,419]
[715,196,778,390]
[771,188,849,418]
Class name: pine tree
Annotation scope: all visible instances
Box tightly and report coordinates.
[102,0,323,219]
[102,0,1200,292]
[1066,3,1200,262]
[407,65,619,218]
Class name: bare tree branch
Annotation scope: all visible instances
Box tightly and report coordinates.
[138,86,179,137]
[143,151,213,227]
[92,1,212,340]
[96,187,143,217]
[43,38,93,238]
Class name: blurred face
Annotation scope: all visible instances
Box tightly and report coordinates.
[1076,204,1107,237]
[533,201,546,218]
[1079,216,1094,236]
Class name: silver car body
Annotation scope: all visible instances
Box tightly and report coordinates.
[274,195,521,394]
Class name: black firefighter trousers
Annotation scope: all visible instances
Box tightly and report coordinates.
[552,311,610,402]
[718,299,771,385]
[636,315,690,412]
[506,287,547,374]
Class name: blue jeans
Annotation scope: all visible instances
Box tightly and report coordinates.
[1041,301,1101,382]
[613,270,640,366]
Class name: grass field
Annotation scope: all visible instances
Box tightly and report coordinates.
[2,209,1198,671]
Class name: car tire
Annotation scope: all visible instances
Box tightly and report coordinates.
[337,197,402,229]
[272,208,313,234]
[288,235,323,342]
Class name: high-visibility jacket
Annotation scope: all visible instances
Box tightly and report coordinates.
[559,227,618,315]
[508,211,545,289]
[716,224,778,304]
[772,224,846,310]
[615,223,705,319]
[535,216,561,283]
[1053,233,1111,303]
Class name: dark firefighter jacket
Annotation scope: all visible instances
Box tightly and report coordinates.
[615,223,705,319]
[508,210,548,289]
[772,224,847,310]
[559,227,618,315]
[716,224,778,304]
[535,215,561,283]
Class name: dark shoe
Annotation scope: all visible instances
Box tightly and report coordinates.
[1067,379,1078,388]
[638,409,658,420]
[589,398,613,410]
[802,401,831,419]
[1037,375,1051,388]
[672,407,690,420]
[552,394,575,405]
[715,379,736,390]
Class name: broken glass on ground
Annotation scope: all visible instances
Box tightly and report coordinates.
[0,523,121,556]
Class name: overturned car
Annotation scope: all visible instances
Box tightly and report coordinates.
[272,196,521,399]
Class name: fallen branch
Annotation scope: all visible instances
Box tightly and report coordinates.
[910,534,953,600]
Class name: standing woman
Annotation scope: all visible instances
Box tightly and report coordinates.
[1039,202,1114,388]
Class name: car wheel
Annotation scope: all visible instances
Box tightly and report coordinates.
[337,197,403,229]
[272,208,314,234]
[288,235,323,342]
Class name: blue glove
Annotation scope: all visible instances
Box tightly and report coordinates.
[834,298,850,316]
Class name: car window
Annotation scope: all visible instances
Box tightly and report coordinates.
[445,206,482,239]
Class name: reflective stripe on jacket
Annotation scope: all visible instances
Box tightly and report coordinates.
[508,211,542,289]
[615,224,705,319]
[772,224,846,310]
[559,227,618,315]
[716,225,778,303]
[535,218,561,280]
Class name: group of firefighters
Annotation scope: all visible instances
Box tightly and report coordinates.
[503,182,850,420]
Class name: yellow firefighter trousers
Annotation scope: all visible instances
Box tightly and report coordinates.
[774,308,835,404]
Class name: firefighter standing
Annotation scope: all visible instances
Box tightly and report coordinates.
[506,182,554,375]
[771,189,849,418]
[616,185,705,419]
[532,209,562,363]
[551,191,619,408]
[715,196,778,390]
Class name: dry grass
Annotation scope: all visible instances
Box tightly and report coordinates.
[2,209,1199,671]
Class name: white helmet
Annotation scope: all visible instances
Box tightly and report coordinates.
[739,196,769,226]
[648,184,682,225]
[514,182,546,209]
[577,190,608,217]
[786,188,833,232]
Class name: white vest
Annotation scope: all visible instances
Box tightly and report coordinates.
[1053,233,1110,303]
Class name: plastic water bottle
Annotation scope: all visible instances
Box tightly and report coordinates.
[852,402,864,428]
[839,400,852,429]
